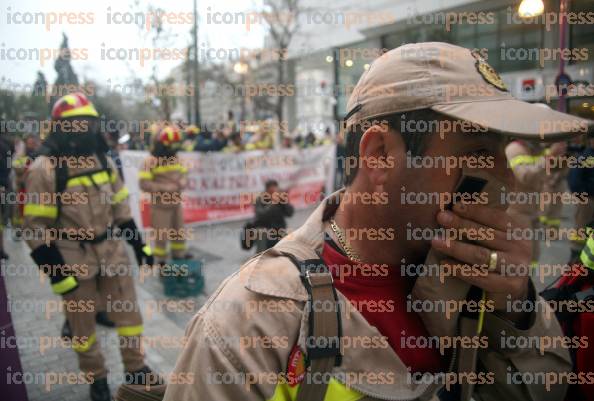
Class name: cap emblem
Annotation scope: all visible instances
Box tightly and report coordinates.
[471,50,507,92]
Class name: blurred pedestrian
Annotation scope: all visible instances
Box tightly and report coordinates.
[253,179,293,252]
[226,110,237,132]
[319,127,333,145]
[195,129,220,152]
[304,131,316,147]
[182,125,200,151]
[223,132,243,153]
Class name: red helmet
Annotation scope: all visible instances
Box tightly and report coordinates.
[157,126,183,147]
[51,92,99,120]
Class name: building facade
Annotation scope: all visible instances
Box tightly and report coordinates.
[284,0,594,134]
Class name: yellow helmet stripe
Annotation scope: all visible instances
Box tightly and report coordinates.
[60,104,99,118]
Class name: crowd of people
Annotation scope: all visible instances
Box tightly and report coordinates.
[121,111,339,155]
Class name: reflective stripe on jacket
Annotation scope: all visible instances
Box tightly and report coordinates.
[24,155,132,279]
[139,155,187,208]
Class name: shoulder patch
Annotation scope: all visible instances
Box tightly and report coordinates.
[286,344,306,387]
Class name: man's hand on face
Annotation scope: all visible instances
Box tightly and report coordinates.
[430,203,532,319]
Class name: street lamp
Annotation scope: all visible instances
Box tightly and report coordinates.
[233,62,249,75]
[518,0,544,17]
[519,0,570,112]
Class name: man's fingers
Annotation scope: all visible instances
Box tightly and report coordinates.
[437,210,508,250]
[432,237,491,268]
[452,202,511,231]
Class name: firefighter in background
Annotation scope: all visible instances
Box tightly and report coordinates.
[139,126,189,265]
[568,137,594,260]
[505,139,566,266]
[11,134,40,238]
[182,124,200,151]
[24,93,160,401]
[245,124,273,150]
[222,132,244,153]
[540,143,569,229]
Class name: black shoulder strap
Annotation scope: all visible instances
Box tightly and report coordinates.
[280,251,341,401]
[97,152,110,174]
[54,160,69,220]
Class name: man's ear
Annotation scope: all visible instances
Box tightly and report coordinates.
[359,124,400,188]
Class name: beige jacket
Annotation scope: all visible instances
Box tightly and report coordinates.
[24,154,132,280]
[165,193,572,401]
[138,154,187,209]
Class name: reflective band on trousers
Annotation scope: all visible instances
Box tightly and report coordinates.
[73,333,96,353]
[267,377,363,401]
[580,236,594,270]
[112,187,129,204]
[153,247,167,257]
[170,242,186,250]
[51,276,78,295]
[117,325,144,337]
[23,204,58,218]
[67,170,115,188]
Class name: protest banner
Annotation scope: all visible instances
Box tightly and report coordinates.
[121,145,336,226]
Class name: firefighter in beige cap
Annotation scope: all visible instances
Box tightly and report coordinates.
[24,93,161,401]
[139,125,189,264]
[165,43,593,401]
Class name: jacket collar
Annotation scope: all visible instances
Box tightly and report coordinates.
[243,189,342,301]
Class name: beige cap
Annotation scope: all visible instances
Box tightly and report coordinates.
[345,42,593,140]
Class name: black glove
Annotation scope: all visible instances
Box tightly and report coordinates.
[31,243,78,295]
[118,219,154,266]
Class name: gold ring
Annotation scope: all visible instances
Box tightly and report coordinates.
[488,251,498,272]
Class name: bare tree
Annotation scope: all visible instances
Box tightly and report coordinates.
[260,0,303,132]
[130,2,181,121]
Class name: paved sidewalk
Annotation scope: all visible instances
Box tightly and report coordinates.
[1,204,574,401]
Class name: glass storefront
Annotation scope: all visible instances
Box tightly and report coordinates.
[294,50,335,134]
[335,38,382,119]
[328,1,593,121]
[383,6,545,73]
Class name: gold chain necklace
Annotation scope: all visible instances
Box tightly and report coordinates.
[329,219,362,262]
